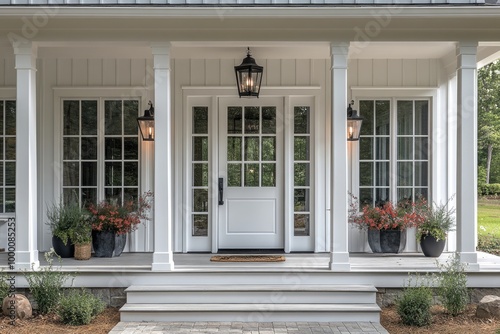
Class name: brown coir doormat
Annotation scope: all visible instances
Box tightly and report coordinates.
[210,255,285,262]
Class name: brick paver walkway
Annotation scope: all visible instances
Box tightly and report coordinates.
[109,321,389,333]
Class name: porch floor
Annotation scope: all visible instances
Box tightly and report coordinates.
[27,251,500,272]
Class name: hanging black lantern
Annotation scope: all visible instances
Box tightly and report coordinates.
[137,101,155,141]
[234,47,264,98]
[347,100,363,141]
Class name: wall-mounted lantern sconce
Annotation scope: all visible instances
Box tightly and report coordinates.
[234,47,264,98]
[347,100,363,141]
[137,101,155,141]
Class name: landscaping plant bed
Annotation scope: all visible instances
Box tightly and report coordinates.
[0,305,499,333]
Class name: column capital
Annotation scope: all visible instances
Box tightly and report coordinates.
[456,41,478,56]
[151,42,171,56]
[12,41,38,57]
[330,41,350,56]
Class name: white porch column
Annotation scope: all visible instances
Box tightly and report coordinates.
[456,41,479,270]
[14,43,39,269]
[151,43,174,271]
[329,42,350,271]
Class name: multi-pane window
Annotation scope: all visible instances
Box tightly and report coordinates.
[294,107,311,236]
[192,106,209,237]
[62,99,139,206]
[358,99,429,206]
[0,101,15,213]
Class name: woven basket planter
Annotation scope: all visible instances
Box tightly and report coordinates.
[74,243,91,260]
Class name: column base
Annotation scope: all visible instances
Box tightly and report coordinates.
[459,251,479,271]
[15,250,39,270]
[152,251,174,271]
[328,252,351,271]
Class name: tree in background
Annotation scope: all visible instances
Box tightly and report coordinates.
[478,60,500,184]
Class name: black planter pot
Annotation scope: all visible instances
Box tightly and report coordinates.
[52,235,74,258]
[420,234,446,257]
[114,233,127,257]
[368,229,407,253]
[92,230,115,257]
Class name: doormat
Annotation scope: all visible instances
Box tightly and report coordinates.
[210,255,285,262]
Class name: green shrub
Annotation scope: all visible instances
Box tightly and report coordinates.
[478,234,500,256]
[397,275,433,327]
[436,253,469,316]
[0,271,9,301]
[57,289,105,325]
[479,183,500,196]
[23,250,74,314]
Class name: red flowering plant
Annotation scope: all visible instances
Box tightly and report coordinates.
[349,194,428,231]
[88,191,153,235]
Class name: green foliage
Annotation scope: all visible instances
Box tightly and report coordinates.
[57,289,105,326]
[24,250,74,314]
[46,200,89,245]
[479,183,500,196]
[478,234,500,256]
[0,270,9,302]
[416,198,455,242]
[436,253,469,316]
[397,274,433,327]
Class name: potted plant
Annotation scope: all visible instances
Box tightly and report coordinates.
[416,198,455,257]
[349,196,427,253]
[46,201,87,258]
[69,216,92,260]
[88,192,153,257]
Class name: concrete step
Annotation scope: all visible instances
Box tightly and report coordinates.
[119,303,381,322]
[125,284,377,304]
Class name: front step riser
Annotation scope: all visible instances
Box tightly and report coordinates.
[120,311,380,323]
[127,291,376,304]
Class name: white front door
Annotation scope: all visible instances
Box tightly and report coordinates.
[218,98,284,249]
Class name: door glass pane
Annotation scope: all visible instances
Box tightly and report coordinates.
[81,100,98,135]
[359,137,373,160]
[64,137,79,160]
[105,188,122,203]
[294,107,310,134]
[105,100,123,135]
[375,161,389,186]
[193,163,209,187]
[375,101,390,135]
[398,188,413,203]
[294,137,310,161]
[244,107,260,134]
[294,163,310,187]
[124,162,138,186]
[123,100,139,135]
[63,189,79,206]
[244,163,259,187]
[228,163,242,187]
[193,214,208,236]
[193,137,208,161]
[262,163,276,187]
[294,214,310,236]
[124,138,139,160]
[262,137,276,161]
[244,137,259,161]
[81,137,97,160]
[415,162,428,186]
[262,107,276,134]
[82,188,97,206]
[5,101,15,136]
[294,189,310,211]
[397,162,413,187]
[397,101,413,135]
[415,101,429,135]
[359,101,374,135]
[63,162,78,186]
[375,137,390,160]
[105,138,122,160]
[0,101,3,136]
[0,162,3,186]
[397,137,413,160]
[105,162,122,186]
[359,188,373,208]
[193,107,208,134]
[124,188,138,202]
[415,137,429,160]
[359,162,373,186]
[227,137,242,161]
[81,162,97,186]
[228,107,242,134]
[193,189,208,212]
[375,188,390,206]
[63,101,79,136]
[415,188,428,199]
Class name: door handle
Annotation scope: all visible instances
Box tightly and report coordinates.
[218,178,224,205]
